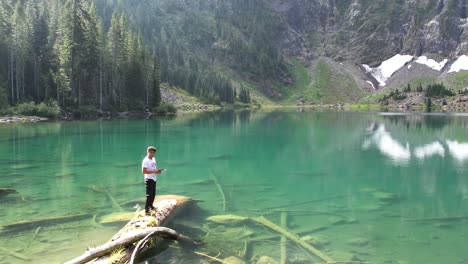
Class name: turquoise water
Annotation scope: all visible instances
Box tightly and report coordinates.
[0,110,468,263]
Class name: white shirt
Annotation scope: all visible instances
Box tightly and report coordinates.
[142,156,157,181]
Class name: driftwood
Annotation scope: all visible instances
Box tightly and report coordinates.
[210,171,227,211]
[252,216,334,263]
[206,213,334,263]
[65,227,185,264]
[26,226,42,248]
[68,195,194,264]
[261,195,346,211]
[1,213,92,233]
[248,225,327,242]
[0,246,30,261]
[403,215,468,222]
[194,251,231,264]
[87,185,124,212]
[280,211,287,264]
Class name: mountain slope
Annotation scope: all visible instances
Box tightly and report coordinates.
[95,0,468,104]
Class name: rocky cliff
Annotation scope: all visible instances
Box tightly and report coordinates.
[270,0,467,65]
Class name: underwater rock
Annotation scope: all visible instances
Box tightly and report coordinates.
[256,256,278,264]
[328,216,347,225]
[331,251,359,262]
[223,256,245,264]
[300,234,330,248]
[357,203,383,212]
[347,237,370,247]
[373,191,400,203]
[206,214,248,225]
[433,222,452,229]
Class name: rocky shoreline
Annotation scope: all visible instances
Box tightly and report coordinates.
[0,116,49,123]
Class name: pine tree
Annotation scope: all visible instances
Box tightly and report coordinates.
[152,55,161,107]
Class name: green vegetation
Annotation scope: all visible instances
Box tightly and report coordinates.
[424,83,454,97]
[1,101,61,118]
[444,72,468,90]
[283,59,312,102]
[379,89,407,102]
[1,0,275,117]
[310,60,366,103]
[336,0,352,15]
[426,98,432,112]
[284,59,367,104]
[154,101,177,114]
[238,86,251,104]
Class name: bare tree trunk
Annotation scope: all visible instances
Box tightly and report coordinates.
[64,227,185,264]
[9,50,14,105]
[99,47,103,110]
[16,55,19,103]
[70,0,78,103]
[21,56,25,101]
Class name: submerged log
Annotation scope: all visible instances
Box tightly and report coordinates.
[69,195,194,264]
[0,188,17,198]
[252,216,334,263]
[1,213,92,233]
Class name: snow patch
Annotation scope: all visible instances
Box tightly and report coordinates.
[448,55,468,73]
[408,64,412,69]
[415,56,448,71]
[427,20,438,26]
[366,81,376,90]
[414,142,445,159]
[363,54,413,86]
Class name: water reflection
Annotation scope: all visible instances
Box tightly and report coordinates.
[363,120,468,166]
[414,142,445,159]
[362,123,411,164]
[446,140,468,162]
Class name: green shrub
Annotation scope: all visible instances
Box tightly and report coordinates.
[0,84,8,110]
[153,101,177,114]
[15,101,38,116]
[13,100,61,118]
[37,100,61,118]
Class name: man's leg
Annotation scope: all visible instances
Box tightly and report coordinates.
[145,179,156,213]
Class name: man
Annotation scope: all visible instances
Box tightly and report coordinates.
[142,146,163,215]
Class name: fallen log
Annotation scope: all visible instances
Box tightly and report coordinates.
[210,171,227,211]
[1,213,92,233]
[86,185,124,212]
[70,195,195,264]
[0,246,30,261]
[280,211,287,264]
[403,215,468,222]
[65,227,186,264]
[252,216,334,263]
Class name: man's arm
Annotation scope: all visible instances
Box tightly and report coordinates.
[142,167,161,174]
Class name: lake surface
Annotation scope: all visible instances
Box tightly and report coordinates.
[0,110,468,263]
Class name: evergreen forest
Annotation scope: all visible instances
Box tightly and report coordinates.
[0,0,274,115]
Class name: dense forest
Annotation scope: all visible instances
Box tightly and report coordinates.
[0,0,271,115]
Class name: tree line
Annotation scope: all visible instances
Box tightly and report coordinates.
[0,0,249,115]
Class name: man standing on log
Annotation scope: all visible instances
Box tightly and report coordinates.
[142,146,163,215]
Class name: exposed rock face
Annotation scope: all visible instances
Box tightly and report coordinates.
[268,0,467,64]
